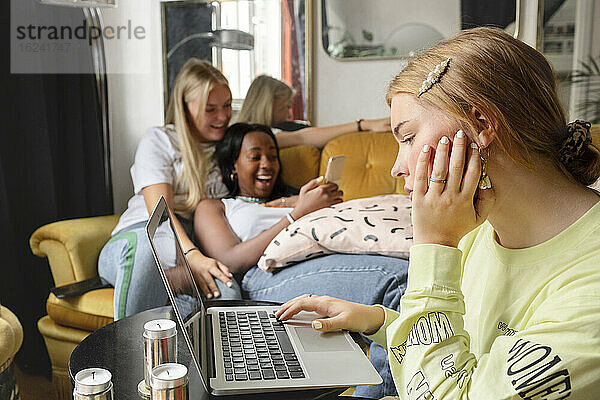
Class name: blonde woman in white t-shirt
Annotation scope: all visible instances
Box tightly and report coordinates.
[98,59,243,319]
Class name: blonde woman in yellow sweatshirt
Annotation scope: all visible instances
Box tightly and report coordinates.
[277,27,600,399]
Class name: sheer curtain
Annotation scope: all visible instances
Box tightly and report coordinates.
[1,0,112,374]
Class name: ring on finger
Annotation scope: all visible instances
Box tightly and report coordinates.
[429,177,447,184]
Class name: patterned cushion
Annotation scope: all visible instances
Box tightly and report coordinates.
[258,195,412,271]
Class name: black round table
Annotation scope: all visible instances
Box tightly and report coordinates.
[69,301,349,399]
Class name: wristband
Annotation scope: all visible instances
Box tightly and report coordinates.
[356,119,364,132]
[286,213,296,224]
[184,247,199,256]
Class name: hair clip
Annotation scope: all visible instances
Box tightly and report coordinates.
[417,57,451,97]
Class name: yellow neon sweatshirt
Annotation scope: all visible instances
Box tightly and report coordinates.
[368,201,600,399]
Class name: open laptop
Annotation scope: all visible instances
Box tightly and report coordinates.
[146,196,382,395]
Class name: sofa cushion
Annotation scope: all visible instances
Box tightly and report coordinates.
[46,289,114,332]
[280,145,320,189]
[320,131,407,200]
[259,195,413,271]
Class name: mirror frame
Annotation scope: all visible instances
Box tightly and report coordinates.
[160,0,314,123]
[318,0,523,62]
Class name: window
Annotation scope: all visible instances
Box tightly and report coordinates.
[218,0,282,103]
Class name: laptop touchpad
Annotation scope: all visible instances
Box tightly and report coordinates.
[294,327,354,352]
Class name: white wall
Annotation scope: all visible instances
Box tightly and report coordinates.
[102,0,165,213]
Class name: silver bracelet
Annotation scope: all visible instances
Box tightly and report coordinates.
[286,213,296,224]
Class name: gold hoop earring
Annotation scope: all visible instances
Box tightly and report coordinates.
[230,172,237,181]
[479,146,492,190]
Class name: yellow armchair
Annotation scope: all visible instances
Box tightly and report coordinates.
[31,215,119,399]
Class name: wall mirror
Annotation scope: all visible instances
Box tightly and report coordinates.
[162,0,312,122]
[321,0,518,60]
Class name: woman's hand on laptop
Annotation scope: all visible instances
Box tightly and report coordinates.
[275,294,385,335]
[187,251,234,299]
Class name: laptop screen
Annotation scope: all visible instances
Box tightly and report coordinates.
[146,196,209,387]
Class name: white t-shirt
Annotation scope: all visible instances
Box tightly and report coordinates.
[112,125,229,235]
[221,198,292,242]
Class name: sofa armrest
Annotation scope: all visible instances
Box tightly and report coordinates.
[30,215,120,285]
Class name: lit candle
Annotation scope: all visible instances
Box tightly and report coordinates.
[150,363,188,399]
[73,368,113,399]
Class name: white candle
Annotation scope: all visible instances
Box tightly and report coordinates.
[144,319,177,339]
[74,368,112,395]
[150,363,188,390]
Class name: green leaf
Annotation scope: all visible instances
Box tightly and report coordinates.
[568,56,600,123]
[590,57,600,74]
[362,30,374,42]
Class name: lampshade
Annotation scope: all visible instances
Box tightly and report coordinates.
[39,0,116,7]
[212,29,254,50]
[167,29,254,59]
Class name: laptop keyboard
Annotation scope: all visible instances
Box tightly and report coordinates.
[218,310,306,381]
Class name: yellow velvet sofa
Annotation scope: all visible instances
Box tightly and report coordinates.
[29,130,405,398]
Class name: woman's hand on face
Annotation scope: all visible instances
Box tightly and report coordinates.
[275,295,385,335]
[292,177,343,219]
[412,130,495,248]
[264,195,299,208]
[186,251,234,299]
[363,117,392,133]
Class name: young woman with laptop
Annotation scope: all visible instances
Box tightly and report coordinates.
[277,27,600,399]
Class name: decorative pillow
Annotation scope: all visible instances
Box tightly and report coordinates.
[258,194,412,272]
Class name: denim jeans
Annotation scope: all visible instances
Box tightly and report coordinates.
[242,254,408,399]
[98,220,242,320]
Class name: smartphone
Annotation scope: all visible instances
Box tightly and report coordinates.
[51,277,113,298]
[324,155,346,186]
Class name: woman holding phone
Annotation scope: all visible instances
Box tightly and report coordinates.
[277,27,600,398]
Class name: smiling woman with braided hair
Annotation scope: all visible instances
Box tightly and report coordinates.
[277,27,600,399]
